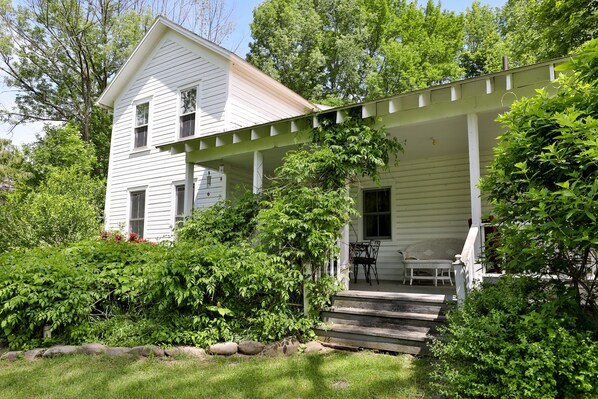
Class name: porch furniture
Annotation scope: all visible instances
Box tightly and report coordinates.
[349,241,381,285]
[399,238,465,286]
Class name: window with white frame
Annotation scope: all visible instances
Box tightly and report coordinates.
[179,87,197,138]
[134,102,149,148]
[129,190,146,238]
[363,188,391,240]
[174,183,194,226]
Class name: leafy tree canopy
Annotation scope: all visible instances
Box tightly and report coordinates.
[248,0,465,104]
[22,122,97,188]
[248,0,598,103]
[0,138,29,188]
[0,0,154,178]
[0,124,104,253]
[501,0,598,65]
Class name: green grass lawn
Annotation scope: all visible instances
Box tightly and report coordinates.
[0,351,432,399]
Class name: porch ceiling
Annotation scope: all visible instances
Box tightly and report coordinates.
[198,145,296,176]
[388,110,504,161]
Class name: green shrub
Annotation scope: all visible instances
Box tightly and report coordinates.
[0,238,313,349]
[430,277,598,399]
[0,239,159,349]
[0,167,104,253]
[145,241,311,344]
[176,191,262,243]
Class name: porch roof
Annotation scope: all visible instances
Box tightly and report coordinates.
[158,58,567,165]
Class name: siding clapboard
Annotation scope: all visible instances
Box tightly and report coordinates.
[105,33,228,240]
[349,154,478,282]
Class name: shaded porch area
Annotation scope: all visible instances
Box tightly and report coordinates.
[158,59,558,306]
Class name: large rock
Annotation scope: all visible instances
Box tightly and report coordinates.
[23,348,46,360]
[238,340,265,355]
[261,338,300,357]
[165,346,206,358]
[209,342,238,356]
[129,345,165,357]
[42,346,78,358]
[105,347,131,357]
[2,351,23,361]
[77,343,107,355]
[304,341,324,353]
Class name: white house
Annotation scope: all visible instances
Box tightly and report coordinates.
[98,17,318,240]
[98,17,563,286]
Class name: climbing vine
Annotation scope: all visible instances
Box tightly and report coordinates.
[257,115,403,313]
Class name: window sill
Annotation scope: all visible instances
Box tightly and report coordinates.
[129,147,151,158]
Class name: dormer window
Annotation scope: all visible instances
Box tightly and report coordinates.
[134,102,149,148]
[180,87,197,138]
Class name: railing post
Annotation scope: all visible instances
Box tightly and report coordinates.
[339,224,350,290]
[454,255,466,304]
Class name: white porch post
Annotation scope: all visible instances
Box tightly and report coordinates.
[184,161,194,217]
[467,112,483,282]
[467,113,482,227]
[253,150,263,194]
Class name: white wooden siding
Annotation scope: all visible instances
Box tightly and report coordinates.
[349,154,475,282]
[228,65,310,129]
[105,32,228,240]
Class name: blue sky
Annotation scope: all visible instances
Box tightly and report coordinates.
[0,0,507,145]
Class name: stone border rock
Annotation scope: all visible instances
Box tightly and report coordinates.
[0,339,329,362]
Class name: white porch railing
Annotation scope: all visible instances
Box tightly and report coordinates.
[454,226,485,303]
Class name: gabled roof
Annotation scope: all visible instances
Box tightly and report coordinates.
[97,16,316,111]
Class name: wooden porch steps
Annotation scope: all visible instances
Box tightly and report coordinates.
[316,290,453,355]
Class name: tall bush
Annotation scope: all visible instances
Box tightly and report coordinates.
[430,277,598,399]
[0,239,156,349]
[480,39,598,313]
[0,167,104,253]
[0,238,312,349]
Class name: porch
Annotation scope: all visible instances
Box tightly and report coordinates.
[158,59,559,328]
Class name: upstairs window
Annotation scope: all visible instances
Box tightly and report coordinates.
[363,188,391,240]
[134,102,149,148]
[129,190,146,238]
[179,87,197,138]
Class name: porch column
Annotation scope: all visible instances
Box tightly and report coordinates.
[253,150,263,194]
[467,113,484,281]
[467,113,482,227]
[184,161,194,217]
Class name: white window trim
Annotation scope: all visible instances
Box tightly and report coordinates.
[361,186,393,241]
[126,185,148,238]
[171,179,197,227]
[177,82,201,139]
[131,97,153,152]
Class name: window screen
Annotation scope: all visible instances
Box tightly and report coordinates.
[363,188,391,239]
[130,190,145,238]
[180,88,197,138]
[134,103,149,148]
